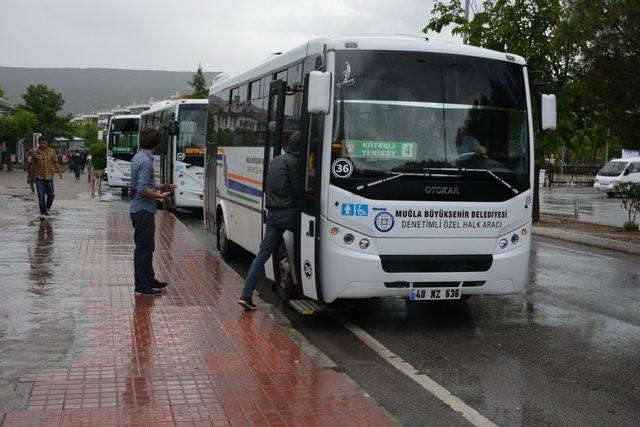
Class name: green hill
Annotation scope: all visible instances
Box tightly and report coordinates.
[0,67,220,115]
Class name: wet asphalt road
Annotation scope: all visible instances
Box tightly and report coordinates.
[2,177,637,425]
[177,209,640,426]
[540,186,628,227]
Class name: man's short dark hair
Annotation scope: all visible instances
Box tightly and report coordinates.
[38,135,48,143]
[140,128,161,149]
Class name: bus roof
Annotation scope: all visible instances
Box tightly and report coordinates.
[210,36,527,93]
[143,98,207,115]
[109,114,140,121]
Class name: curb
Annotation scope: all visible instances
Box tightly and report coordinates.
[532,226,640,255]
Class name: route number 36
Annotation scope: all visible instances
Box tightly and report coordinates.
[332,158,353,179]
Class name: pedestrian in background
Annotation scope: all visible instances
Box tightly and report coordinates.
[238,131,301,311]
[25,149,35,193]
[73,151,81,180]
[31,136,63,219]
[129,127,175,296]
[65,151,73,171]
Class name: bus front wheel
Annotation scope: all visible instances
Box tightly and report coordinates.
[275,242,297,303]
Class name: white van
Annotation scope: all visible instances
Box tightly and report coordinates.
[594,157,640,196]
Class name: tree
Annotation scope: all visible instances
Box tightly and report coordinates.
[560,0,640,150]
[0,84,5,99]
[89,140,106,171]
[187,65,208,99]
[424,1,569,221]
[0,109,37,171]
[618,182,640,231]
[73,121,99,146]
[21,84,72,138]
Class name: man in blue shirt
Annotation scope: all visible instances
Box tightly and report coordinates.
[130,128,175,296]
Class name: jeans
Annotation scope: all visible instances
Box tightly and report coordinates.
[241,208,296,299]
[35,179,55,215]
[74,163,81,179]
[130,210,156,287]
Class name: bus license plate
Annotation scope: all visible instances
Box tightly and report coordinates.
[410,288,461,301]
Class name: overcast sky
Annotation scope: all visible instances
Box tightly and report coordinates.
[0,0,459,72]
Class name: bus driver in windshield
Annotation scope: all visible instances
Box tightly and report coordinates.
[454,126,487,157]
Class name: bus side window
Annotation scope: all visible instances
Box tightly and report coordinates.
[275,70,287,82]
[231,88,239,106]
[261,76,271,98]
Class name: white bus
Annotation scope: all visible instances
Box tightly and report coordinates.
[106,114,140,196]
[204,37,556,304]
[140,99,207,210]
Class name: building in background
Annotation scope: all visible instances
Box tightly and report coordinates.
[0,97,14,117]
[110,105,130,116]
[81,113,99,124]
[97,110,113,130]
[126,102,150,115]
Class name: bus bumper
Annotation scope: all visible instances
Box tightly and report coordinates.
[319,227,530,303]
[107,174,130,189]
[175,189,204,208]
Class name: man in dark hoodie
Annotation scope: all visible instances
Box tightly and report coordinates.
[239,131,302,310]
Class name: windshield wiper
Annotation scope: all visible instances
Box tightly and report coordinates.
[423,167,519,194]
[355,169,465,193]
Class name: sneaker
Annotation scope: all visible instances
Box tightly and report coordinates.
[39,214,47,220]
[238,297,257,311]
[151,280,168,289]
[135,287,161,296]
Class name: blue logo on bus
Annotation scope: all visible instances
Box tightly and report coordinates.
[342,203,369,216]
[374,211,394,232]
[341,203,355,216]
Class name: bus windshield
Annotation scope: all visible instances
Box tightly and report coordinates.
[331,50,529,201]
[178,104,207,167]
[108,118,139,161]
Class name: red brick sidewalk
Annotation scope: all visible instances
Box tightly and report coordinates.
[2,209,393,426]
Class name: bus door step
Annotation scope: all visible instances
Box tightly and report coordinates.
[289,299,326,315]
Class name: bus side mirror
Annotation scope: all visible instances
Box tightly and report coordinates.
[168,120,180,136]
[307,71,331,114]
[624,168,631,176]
[541,94,557,131]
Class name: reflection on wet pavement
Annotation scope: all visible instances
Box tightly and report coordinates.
[28,221,55,293]
[0,180,393,425]
[540,187,627,226]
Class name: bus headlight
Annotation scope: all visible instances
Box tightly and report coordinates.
[359,239,370,250]
[343,234,354,245]
[499,239,508,249]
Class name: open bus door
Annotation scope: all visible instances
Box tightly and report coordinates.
[263,77,323,304]
[294,75,322,302]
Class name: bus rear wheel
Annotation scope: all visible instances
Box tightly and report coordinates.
[217,216,237,260]
[275,242,297,303]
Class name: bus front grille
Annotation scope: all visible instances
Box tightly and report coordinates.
[380,255,493,273]
[384,281,486,288]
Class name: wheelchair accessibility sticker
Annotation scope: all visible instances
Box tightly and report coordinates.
[341,203,369,216]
